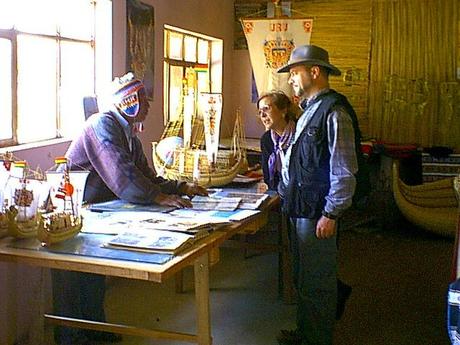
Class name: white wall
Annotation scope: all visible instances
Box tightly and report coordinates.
[231,50,265,139]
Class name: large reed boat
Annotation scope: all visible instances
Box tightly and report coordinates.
[392,160,459,238]
[152,82,247,187]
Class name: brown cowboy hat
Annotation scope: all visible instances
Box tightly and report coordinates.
[277,44,341,76]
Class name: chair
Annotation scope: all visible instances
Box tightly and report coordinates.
[83,95,99,120]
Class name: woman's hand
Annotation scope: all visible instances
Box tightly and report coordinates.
[153,192,193,208]
[179,182,208,197]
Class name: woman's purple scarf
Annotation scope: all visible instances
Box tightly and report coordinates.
[268,120,295,185]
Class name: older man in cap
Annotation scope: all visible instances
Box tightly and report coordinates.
[52,73,207,345]
[276,45,363,345]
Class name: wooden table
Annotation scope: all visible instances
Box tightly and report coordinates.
[0,195,280,345]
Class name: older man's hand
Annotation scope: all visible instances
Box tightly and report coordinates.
[179,182,208,197]
[153,193,192,208]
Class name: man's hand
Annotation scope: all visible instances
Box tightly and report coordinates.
[153,193,192,208]
[316,216,337,239]
[179,182,208,197]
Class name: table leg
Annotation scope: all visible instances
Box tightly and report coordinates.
[194,253,212,345]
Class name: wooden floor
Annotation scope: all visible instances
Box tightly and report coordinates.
[99,219,454,345]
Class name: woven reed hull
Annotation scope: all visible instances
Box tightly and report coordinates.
[37,215,82,246]
[455,177,460,200]
[399,176,457,208]
[7,219,38,239]
[152,143,244,187]
[392,161,458,238]
[0,215,8,238]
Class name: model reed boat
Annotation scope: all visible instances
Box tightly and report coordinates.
[5,160,46,239]
[0,153,13,237]
[37,157,89,246]
[152,87,247,187]
[392,160,459,238]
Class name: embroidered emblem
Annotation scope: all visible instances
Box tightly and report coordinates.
[243,21,254,34]
[263,38,294,69]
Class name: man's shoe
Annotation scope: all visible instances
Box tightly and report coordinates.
[55,330,92,345]
[56,338,93,345]
[276,329,302,345]
[86,330,122,343]
[336,282,352,320]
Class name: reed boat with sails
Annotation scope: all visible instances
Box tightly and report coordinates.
[37,157,89,246]
[0,153,13,237]
[5,160,46,239]
[152,77,247,187]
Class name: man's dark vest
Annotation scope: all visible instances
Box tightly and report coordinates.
[284,89,367,219]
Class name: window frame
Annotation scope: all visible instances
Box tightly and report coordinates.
[163,25,222,124]
[0,0,112,149]
[0,30,17,147]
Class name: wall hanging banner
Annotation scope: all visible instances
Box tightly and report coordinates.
[126,0,155,100]
[241,18,313,97]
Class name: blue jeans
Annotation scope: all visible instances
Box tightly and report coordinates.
[289,217,337,345]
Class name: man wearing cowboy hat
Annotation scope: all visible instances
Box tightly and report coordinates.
[276,45,363,345]
[52,73,207,345]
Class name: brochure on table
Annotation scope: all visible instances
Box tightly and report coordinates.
[82,210,215,236]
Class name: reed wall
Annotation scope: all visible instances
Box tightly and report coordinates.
[235,0,460,150]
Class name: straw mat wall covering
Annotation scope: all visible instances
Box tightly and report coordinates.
[235,0,460,149]
[368,0,459,148]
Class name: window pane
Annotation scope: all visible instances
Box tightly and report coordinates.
[168,32,183,60]
[17,35,57,143]
[211,41,223,93]
[0,2,15,29]
[95,0,113,95]
[169,65,183,122]
[15,0,59,35]
[184,36,197,62]
[198,39,209,64]
[60,41,94,138]
[58,0,93,40]
[0,39,12,140]
[197,71,210,94]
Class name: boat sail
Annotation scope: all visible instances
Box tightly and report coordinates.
[5,160,47,239]
[152,68,247,187]
[37,157,89,246]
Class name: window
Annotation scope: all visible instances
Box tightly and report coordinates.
[0,0,112,147]
[163,25,223,124]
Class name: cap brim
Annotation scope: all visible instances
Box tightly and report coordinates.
[277,62,299,73]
